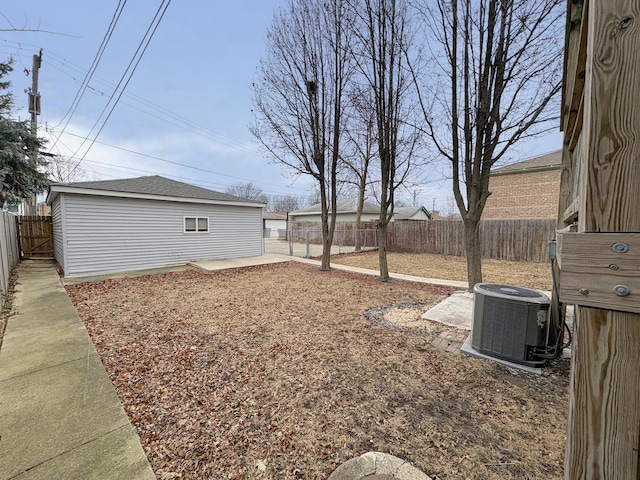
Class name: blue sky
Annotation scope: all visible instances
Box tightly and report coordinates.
[1,1,562,211]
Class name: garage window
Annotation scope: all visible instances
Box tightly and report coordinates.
[184,216,209,233]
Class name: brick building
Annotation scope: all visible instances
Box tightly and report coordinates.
[482,150,561,220]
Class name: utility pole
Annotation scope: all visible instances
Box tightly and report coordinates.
[26,50,42,216]
[28,50,42,135]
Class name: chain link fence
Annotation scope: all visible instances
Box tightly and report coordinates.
[264,226,378,258]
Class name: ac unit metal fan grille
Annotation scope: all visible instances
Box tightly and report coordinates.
[478,296,530,362]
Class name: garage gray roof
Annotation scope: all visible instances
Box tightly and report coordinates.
[292,197,380,215]
[263,211,287,220]
[48,176,260,204]
[393,206,433,220]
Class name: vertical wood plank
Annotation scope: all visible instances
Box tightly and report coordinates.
[566,309,640,478]
[565,0,640,478]
[580,2,640,232]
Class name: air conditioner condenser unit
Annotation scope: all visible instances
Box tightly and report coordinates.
[471,283,550,367]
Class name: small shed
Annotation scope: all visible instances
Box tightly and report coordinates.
[46,176,265,277]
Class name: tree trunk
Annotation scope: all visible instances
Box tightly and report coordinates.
[319,179,331,271]
[321,224,331,270]
[463,218,482,291]
[354,182,366,252]
[377,223,390,281]
[354,213,362,252]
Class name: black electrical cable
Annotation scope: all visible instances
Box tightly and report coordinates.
[533,252,572,360]
[68,0,173,176]
[49,0,128,150]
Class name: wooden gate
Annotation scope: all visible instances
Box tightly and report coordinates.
[18,216,53,259]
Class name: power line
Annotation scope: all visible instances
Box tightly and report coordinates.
[78,158,309,197]
[48,0,128,150]
[68,0,173,176]
[1,38,260,156]
[45,60,259,154]
[52,138,310,197]
[42,52,258,154]
[48,127,308,192]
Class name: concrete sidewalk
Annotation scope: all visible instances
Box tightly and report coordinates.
[287,256,469,289]
[0,261,155,480]
[192,254,469,290]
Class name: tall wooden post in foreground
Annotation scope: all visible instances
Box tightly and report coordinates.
[558,0,640,478]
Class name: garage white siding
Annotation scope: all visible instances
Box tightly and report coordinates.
[59,193,263,277]
[51,196,65,271]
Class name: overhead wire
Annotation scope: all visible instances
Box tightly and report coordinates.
[1,39,313,199]
[67,0,173,175]
[52,137,308,196]
[1,38,261,156]
[48,0,128,150]
[42,51,258,154]
[47,127,308,192]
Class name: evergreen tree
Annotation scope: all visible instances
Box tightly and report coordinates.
[0,59,49,204]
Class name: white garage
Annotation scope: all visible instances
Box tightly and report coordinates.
[47,176,265,277]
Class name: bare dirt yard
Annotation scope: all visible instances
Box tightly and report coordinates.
[330,251,553,291]
[67,262,569,479]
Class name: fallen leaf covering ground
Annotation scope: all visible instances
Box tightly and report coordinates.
[331,251,553,291]
[67,262,569,479]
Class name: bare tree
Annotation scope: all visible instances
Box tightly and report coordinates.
[252,0,354,270]
[414,0,563,289]
[305,186,322,208]
[269,194,299,212]
[47,155,91,183]
[350,0,421,280]
[224,182,269,204]
[341,88,378,252]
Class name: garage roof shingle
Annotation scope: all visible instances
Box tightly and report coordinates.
[52,176,258,204]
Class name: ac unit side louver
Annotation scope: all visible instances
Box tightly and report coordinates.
[471,283,550,367]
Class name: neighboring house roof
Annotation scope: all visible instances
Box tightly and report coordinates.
[491,150,562,176]
[46,175,266,207]
[263,212,287,220]
[290,197,379,216]
[393,206,433,220]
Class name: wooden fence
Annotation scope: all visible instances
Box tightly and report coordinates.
[386,219,556,262]
[18,216,53,259]
[0,212,19,296]
[289,218,556,262]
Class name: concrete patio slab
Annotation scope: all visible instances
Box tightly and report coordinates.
[421,291,474,330]
[191,253,291,272]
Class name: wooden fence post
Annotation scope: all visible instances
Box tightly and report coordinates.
[561,0,640,477]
